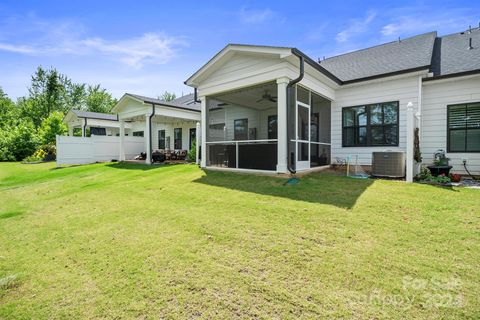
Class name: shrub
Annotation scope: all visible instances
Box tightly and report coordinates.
[450,173,462,182]
[187,140,196,162]
[0,121,40,161]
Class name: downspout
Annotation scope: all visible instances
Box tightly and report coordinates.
[83,118,87,137]
[149,104,156,164]
[286,50,305,174]
[194,88,201,103]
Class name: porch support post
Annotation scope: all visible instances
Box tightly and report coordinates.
[145,114,151,164]
[276,77,290,173]
[119,119,125,161]
[196,121,201,165]
[200,96,207,168]
[68,126,74,136]
[406,102,414,183]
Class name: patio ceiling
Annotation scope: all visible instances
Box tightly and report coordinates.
[210,81,277,111]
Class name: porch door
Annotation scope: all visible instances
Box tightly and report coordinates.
[296,102,310,171]
[189,128,196,150]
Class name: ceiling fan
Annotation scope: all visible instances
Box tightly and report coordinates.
[256,90,277,103]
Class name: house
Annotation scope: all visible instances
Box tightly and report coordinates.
[57,93,201,166]
[184,27,480,181]
[112,93,201,162]
[63,109,123,137]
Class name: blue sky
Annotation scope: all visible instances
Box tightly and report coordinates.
[0,0,479,99]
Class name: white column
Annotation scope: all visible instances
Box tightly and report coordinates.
[406,102,414,183]
[68,126,74,136]
[276,77,290,173]
[145,114,151,164]
[196,121,201,165]
[119,119,125,161]
[200,96,207,168]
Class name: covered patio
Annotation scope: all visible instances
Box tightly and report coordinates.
[186,44,337,173]
[113,94,201,164]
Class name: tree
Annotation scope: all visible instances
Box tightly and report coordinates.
[24,66,76,126]
[38,111,68,145]
[158,91,176,102]
[85,85,117,113]
[0,88,16,128]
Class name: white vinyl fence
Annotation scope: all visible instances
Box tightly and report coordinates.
[56,135,145,166]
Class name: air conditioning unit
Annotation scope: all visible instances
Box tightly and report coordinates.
[372,151,406,178]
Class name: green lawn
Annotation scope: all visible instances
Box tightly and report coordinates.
[0,162,479,319]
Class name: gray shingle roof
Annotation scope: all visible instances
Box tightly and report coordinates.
[430,27,480,77]
[318,32,437,82]
[71,110,118,121]
[126,93,200,112]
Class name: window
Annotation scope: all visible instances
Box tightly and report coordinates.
[90,127,106,136]
[174,128,182,149]
[234,119,248,140]
[133,131,144,137]
[448,102,480,152]
[342,102,399,147]
[267,115,277,139]
[158,130,165,149]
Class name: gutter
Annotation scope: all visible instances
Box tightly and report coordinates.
[423,68,480,81]
[148,104,156,164]
[286,50,305,174]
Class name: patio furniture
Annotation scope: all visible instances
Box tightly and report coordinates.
[165,149,172,160]
[179,150,187,160]
[152,151,165,163]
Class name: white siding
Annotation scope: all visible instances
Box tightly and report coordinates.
[152,121,197,151]
[205,53,282,85]
[422,76,480,174]
[331,75,420,165]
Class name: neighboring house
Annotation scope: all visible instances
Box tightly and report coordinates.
[184,27,480,180]
[63,110,124,137]
[112,93,201,162]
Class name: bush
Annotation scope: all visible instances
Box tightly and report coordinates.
[414,167,451,184]
[187,140,196,162]
[0,121,40,161]
[38,111,67,145]
[23,144,57,163]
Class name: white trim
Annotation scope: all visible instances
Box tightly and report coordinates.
[205,166,276,174]
[206,139,277,144]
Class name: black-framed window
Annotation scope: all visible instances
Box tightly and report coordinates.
[174,128,182,149]
[267,115,277,139]
[90,127,106,136]
[158,130,165,149]
[342,101,399,147]
[448,102,480,152]
[133,131,144,137]
[234,118,248,140]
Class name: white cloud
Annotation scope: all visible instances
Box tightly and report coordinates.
[381,15,470,37]
[239,7,275,24]
[0,15,187,68]
[336,10,377,43]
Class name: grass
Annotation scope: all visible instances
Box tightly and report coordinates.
[0,162,479,319]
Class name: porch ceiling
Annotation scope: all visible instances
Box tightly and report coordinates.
[210,82,277,110]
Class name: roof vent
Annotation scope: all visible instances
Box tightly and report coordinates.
[469,37,473,50]
[468,25,472,34]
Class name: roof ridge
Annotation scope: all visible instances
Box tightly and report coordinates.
[319,31,437,62]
